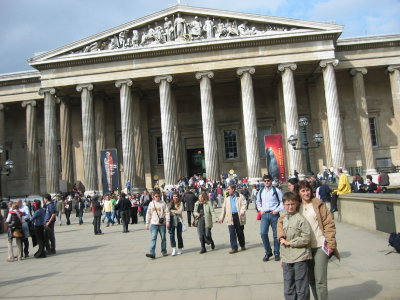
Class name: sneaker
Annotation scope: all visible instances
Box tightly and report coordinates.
[145,253,155,259]
[263,253,273,262]
[229,249,238,254]
[171,248,177,256]
[177,249,182,255]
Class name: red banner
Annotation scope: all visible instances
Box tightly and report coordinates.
[264,134,286,182]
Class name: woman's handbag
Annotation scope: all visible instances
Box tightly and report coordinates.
[12,228,24,238]
[192,216,199,227]
[181,220,187,232]
[256,211,262,220]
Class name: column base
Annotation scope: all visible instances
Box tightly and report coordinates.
[248,177,262,186]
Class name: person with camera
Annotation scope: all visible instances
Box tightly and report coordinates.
[145,192,170,259]
[6,202,24,262]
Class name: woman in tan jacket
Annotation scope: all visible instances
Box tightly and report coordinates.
[297,180,339,300]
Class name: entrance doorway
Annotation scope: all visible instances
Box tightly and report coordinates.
[187,148,205,177]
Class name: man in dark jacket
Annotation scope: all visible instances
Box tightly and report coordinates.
[92,196,103,235]
[116,193,132,233]
[182,189,196,226]
[64,196,73,225]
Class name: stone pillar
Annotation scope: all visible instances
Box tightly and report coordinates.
[21,101,40,195]
[60,98,74,191]
[195,71,220,181]
[320,59,346,171]
[278,63,303,176]
[237,67,261,183]
[0,104,7,197]
[388,65,400,161]
[155,75,177,187]
[115,80,136,189]
[76,84,98,194]
[170,90,184,178]
[39,88,60,194]
[132,91,145,189]
[94,96,106,193]
[350,68,377,175]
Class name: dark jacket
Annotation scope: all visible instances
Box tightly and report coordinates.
[116,198,131,211]
[75,201,84,217]
[93,200,103,217]
[318,184,332,202]
[183,192,196,211]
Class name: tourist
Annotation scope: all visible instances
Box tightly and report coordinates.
[17,199,30,258]
[278,192,312,300]
[330,168,351,212]
[256,174,284,262]
[30,200,46,258]
[145,192,170,259]
[43,194,57,255]
[240,185,251,209]
[217,184,247,254]
[92,195,103,235]
[182,188,196,226]
[130,194,139,224]
[168,192,184,256]
[251,184,259,210]
[74,196,84,225]
[365,175,378,193]
[140,189,151,223]
[194,192,216,253]
[102,195,114,227]
[298,180,339,300]
[64,195,73,225]
[56,195,64,226]
[350,173,364,193]
[6,202,24,262]
[287,177,299,194]
[316,180,332,211]
[116,193,131,233]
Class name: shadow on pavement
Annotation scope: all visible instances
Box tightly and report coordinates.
[56,245,105,255]
[0,272,60,287]
[338,251,351,259]
[330,280,382,300]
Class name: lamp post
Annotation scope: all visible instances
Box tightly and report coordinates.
[0,145,15,200]
[287,117,323,176]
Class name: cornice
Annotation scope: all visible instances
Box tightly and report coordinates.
[0,71,41,87]
[31,31,340,71]
[336,34,400,51]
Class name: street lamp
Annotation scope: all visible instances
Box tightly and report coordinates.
[287,117,323,176]
[0,145,15,199]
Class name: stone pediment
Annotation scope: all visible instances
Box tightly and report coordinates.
[29,5,343,67]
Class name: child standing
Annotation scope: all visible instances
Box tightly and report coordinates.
[278,192,312,300]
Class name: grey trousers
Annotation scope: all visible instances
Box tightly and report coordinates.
[309,247,329,300]
[283,260,310,300]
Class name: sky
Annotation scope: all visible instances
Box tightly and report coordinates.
[0,0,399,74]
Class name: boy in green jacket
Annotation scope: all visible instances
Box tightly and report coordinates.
[278,192,312,300]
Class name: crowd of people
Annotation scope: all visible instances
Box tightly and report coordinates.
[8,168,392,299]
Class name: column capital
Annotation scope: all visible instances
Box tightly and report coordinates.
[278,63,297,72]
[115,79,133,88]
[195,71,214,80]
[349,68,368,76]
[236,67,255,76]
[21,100,37,108]
[39,87,56,96]
[388,65,400,73]
[319,59,339,68]
[76,84,93,92]
[154,75,173,84]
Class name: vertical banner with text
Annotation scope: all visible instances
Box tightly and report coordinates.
[100,149,120,194]
[264,134,286,182]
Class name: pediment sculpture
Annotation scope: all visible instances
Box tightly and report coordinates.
[69,13,305,55]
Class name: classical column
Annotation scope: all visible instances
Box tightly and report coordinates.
[76,84,98,194]
[195,71,220,181]
[155,75,177,187]
[60,98,74,191]
[94,95,106,192]
[21,101,40,195]
[320,59,346,171]
[388,65,400,158]
[278,63,303,176]
[171,90,184,178]
[115,80,136,189]
[350,68,377,174]
[132,91,145,189]
[0,104,6,197]
[237,67,261,183]
[39,88,59,194]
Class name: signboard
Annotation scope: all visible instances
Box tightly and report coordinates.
[264,134,286,182]
[100,149,120,194]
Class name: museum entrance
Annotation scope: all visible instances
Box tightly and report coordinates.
[187,148,206,177]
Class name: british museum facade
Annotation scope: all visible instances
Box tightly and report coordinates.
[0,5,399,196]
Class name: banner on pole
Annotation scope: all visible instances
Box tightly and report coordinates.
[100,149,120,194]
[264,134,286,182]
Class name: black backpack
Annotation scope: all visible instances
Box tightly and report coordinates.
[388,233,400,252]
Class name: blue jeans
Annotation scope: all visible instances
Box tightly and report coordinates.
[169,222,183,249]
[260,212,280,256]
[106,212,114,225]
[149,224,167,256]
[143,206,149,223]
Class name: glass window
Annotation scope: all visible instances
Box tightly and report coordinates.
[224,130,238,159]
[156,137,163,165]
[369,117,378,146]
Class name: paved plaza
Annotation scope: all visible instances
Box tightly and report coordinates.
[0,207,399,300]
